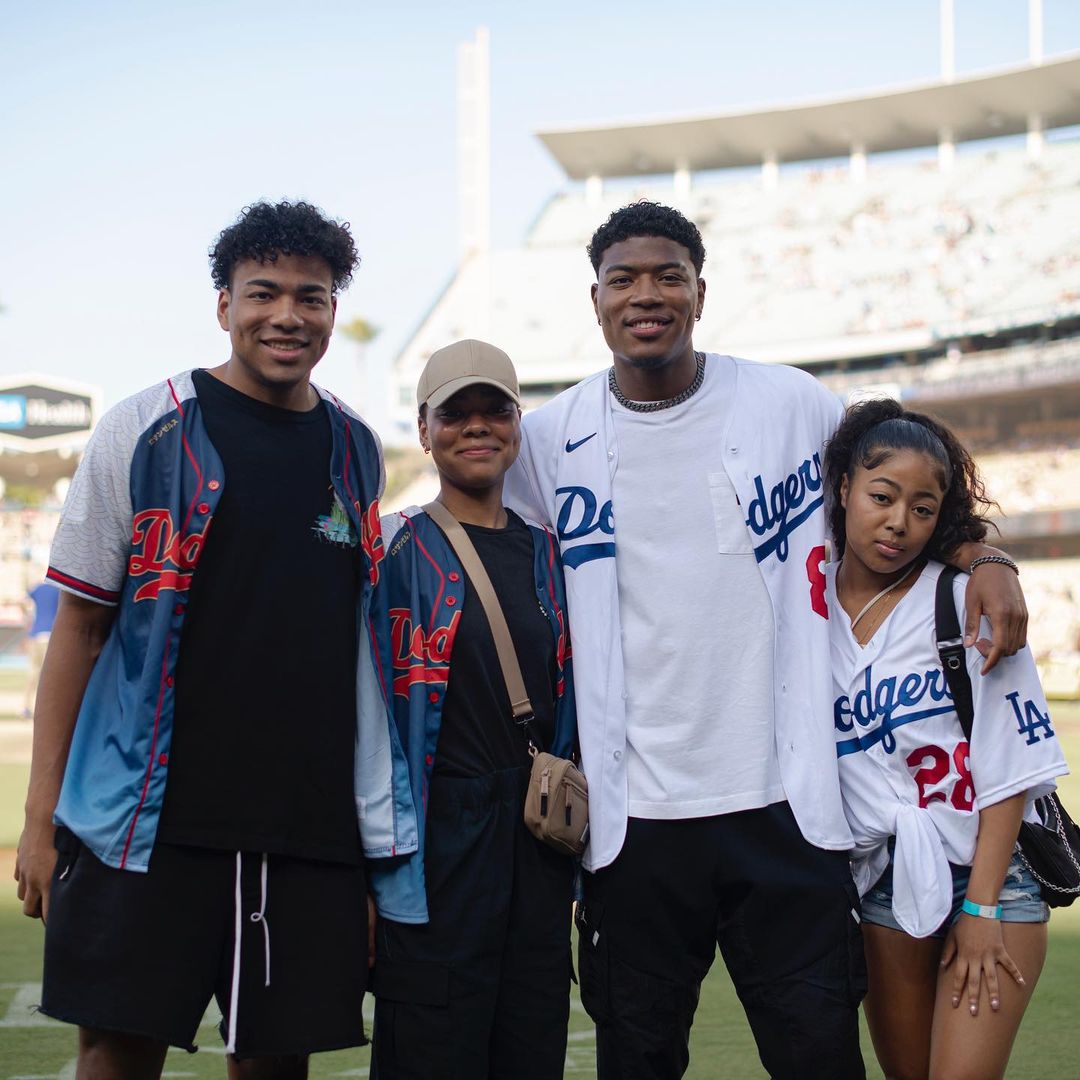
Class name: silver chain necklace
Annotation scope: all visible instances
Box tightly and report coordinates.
[608,352,707,413]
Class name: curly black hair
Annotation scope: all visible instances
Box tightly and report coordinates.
[209,200,359,293]
[587,201,706,275]
[824,398,997,561]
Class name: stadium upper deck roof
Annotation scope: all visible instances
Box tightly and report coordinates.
[537,53,1080,179]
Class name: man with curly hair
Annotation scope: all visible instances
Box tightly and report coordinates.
[505,201,1030,1079]
[15,201,406,1077]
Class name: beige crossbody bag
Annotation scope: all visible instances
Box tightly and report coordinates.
[423,502,589,857]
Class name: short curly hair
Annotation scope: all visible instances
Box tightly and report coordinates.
[209,200,359,293]
[824,397,997,561]
[587,201,706,276]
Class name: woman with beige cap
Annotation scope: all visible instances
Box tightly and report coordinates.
[367,339,578,1078]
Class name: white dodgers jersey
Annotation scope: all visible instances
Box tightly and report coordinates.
[826,560,1066,936]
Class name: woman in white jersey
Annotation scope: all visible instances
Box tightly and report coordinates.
[822,399,1067,1080]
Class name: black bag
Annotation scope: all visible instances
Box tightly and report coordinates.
[936,566,1080,907]
[1016,794,1080,906]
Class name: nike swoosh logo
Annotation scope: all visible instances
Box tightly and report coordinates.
[565,433,598,453]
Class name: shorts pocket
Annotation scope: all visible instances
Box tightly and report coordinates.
[371,959,451,1077]
[51,826,81,883]
[844,882,868,1007]
[575,900,608,1024]
[372,958,449,1007]
[708,472,753,554]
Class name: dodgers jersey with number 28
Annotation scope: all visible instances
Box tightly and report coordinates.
[827,560,1067,937]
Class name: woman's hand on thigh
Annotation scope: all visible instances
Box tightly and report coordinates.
[940,915,1024,1016]
[931,923,1047,1080]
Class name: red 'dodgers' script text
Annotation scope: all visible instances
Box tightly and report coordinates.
[128,508,209,602]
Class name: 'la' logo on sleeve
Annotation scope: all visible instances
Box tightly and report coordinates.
[1006,692,1055,745]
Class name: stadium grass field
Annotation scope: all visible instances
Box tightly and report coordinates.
[0,712,1076,1077]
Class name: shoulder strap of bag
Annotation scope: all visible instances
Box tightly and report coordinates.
[936,565,974,742]
[422,501,535,728]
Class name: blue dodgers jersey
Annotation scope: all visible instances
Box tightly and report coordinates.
[48,371,404,872]
[366,507,576,923]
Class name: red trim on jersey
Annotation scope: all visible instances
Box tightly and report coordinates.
[168,379,205,540]
[542,526,571,680]
[405,514,449,632]
[46,567,120,605]
[119,631,172,868]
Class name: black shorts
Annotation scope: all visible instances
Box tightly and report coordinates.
[41,828,369,1059]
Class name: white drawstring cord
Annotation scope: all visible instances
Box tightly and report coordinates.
[249,853,271,987]
[225,852,243,1054]
[225,852,273,1053]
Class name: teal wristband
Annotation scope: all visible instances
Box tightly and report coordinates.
[961,898,1002,920]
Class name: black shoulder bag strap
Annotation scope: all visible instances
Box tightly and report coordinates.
[936,566,974,742]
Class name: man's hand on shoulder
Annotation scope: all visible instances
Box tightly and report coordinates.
[957,544,1027,675]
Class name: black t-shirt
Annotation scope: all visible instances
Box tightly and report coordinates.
[156,369,362,864]
[433,510,557,779]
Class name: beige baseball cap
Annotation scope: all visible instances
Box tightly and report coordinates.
[416,339,521,411]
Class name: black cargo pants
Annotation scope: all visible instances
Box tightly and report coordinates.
[576,802,867,1080]
[371,766,574,1079]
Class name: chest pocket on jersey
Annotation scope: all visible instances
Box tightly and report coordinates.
[708,472,754,555]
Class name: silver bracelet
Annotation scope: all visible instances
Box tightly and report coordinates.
[969,554,1019,575]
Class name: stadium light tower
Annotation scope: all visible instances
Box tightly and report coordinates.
[457,27,491,260]
[938,0,955,172]
[455,27,492,338]
[940,0,955,82]
[1029,0,1045,158]
[1030,0,1043,63]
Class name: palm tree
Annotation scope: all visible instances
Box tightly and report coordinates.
[339,317,382,425]
[339,317,378,345]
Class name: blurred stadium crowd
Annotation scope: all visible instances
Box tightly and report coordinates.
[4,139,1080,694]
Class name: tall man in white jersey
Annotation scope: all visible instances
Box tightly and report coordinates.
[504,202,1029,1079]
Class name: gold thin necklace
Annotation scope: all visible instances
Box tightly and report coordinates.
[843,560,920,633]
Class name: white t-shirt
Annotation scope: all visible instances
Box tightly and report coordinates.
[611,356,785,818]
[505,354,851,870]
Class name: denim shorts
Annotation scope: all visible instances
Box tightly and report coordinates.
[861,849,1049,939]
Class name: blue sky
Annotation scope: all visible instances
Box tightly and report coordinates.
[3,0,1080,415]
